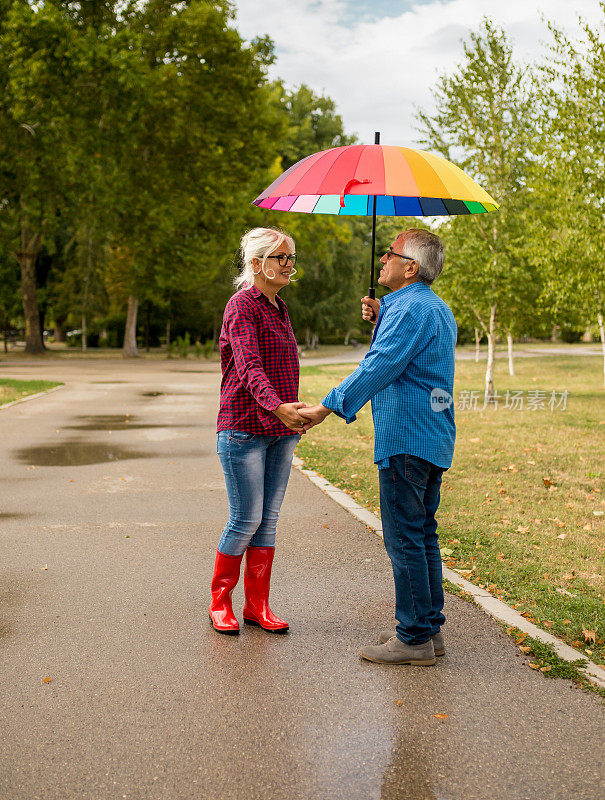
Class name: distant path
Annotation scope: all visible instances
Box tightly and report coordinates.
[0,359,602,800]
[302,343,602,366]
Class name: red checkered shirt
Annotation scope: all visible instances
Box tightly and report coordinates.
[217,284,300,436]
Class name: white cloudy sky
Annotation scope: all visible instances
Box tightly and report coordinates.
[233,0,602,146]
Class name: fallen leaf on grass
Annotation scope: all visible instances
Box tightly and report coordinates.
[529,662,541,670]
[562,619,571,624]
[469,437,481,443]
[515,633,528,644]
[585,649,593,655]
[540,665,552,673]
[433,714,448,719]
[519,646,531,654]
[557,533,567,540]
[542,477,554,488]
[582,629,596,643]
[516,526,530,533]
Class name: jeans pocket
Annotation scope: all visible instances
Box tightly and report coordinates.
[404,454,431,488]
[228,430,257,444]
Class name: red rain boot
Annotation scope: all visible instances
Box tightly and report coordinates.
[242,547,289,632]
[209,550,244,634]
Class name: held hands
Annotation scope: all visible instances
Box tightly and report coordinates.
[361,296,380,323]
[274,402,313,433]
[298,404,332,429]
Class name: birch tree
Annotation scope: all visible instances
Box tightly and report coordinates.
[532,3,605,385]
[417,19,539,403]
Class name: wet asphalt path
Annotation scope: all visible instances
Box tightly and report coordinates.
[0,359,602,800]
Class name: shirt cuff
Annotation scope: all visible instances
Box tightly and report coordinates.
[321,389,357,424]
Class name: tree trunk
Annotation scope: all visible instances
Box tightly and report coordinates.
[474,327,480,362]
[165,319,171,348]
[123,295,139,358]
[484,305,497,406]
[311,331,318,349]
[19,250,45,354]
[82,313,87,353]
[507,331,514,376]
[145,302,151,352]
[54,321,66,343]
[305,326,311,348]
[598,312,605,389]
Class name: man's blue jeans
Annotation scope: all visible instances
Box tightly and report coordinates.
[379,453,446,645]
[216,430,299,556]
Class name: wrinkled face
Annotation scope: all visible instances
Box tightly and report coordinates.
[253,241,296,292]
[378,234,418,290]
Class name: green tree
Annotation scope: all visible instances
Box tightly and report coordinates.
[417,19,541,401]
[532,3,605,385]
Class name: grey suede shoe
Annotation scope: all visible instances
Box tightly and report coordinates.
[379,629,445,656]
[360,636,436,665]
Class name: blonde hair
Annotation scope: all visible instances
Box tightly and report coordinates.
[235,227,296,290]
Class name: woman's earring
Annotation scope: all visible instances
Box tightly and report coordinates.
[263,266,276,279]
[288,266,298,282]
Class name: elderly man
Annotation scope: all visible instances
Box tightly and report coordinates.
[300,228,456,666]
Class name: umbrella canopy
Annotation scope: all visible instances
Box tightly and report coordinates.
[253,143,499,217]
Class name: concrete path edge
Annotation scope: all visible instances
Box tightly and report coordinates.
[0,384,64,411]
[292,456,605,690]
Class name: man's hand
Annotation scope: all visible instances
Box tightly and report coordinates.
[298,404,332,429]
[274,402,310,433]
[361,296,380,323]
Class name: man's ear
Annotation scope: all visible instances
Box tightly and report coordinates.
[407,260,419,278]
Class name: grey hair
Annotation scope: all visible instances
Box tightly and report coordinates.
[235,227,295,290]
[399,229,445,285]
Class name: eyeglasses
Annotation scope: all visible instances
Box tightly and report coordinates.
[266,253,297,267]
[385,249,415,262]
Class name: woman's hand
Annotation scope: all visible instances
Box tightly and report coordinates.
[361,296,380,323]
[274,402,311,432]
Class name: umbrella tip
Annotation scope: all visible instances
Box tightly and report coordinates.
[374,131,380,144]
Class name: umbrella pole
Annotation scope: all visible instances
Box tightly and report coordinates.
[369,131,380,301]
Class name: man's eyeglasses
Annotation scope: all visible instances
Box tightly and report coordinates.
[266,253,297,267]
[385,249,415,262]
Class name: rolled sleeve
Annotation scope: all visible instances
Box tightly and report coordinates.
[321,388,357,424]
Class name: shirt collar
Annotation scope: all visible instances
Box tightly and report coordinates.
[246,283,287,311]
[382,280,427,307]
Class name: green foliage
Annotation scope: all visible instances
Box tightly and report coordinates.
[530,4,605,342]
[176,332,191,359]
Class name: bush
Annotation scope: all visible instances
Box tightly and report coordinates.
[176,332,191,358]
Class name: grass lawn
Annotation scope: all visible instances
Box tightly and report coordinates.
[298,355,605,665]
[0,378,62,406]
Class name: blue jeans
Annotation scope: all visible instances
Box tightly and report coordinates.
[379,453,446,645]
[216,430,300,556]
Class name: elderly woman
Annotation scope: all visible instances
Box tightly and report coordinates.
[209,227,307,635]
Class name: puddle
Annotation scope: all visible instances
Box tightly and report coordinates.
[140,390,192,397]
[14,441,155,467]
[64,415,196,431]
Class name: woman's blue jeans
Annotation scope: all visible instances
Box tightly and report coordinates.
[216,430,300,556]
[379,453,446,645]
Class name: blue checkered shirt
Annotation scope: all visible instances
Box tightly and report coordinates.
[321,282,457,469]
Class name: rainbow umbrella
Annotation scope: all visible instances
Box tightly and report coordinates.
[253,132,499,299]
